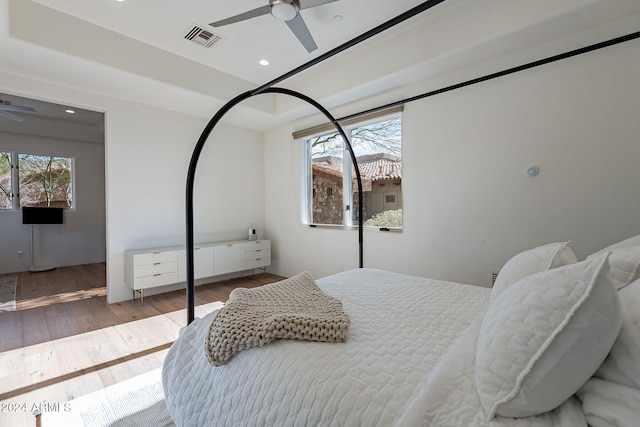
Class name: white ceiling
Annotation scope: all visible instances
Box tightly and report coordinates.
[27,0,429,83]
[1,0,640,133]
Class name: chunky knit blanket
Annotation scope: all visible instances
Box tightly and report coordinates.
[205,271,350,366]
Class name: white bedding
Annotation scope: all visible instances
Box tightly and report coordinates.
[162,268,586,426]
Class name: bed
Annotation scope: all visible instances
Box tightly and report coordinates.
[163,236,640,426]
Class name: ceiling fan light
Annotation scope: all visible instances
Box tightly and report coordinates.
[270,1,298,21]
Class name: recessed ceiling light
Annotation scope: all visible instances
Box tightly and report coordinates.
[333,15,343,22]
[65,109,75,114]
[259,59,270,66]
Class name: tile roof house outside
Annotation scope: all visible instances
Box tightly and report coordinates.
[311,154,402,225]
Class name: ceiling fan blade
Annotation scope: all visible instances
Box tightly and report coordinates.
[298,0,339,10]
[210,5,271,27]
[285,13,318,53]
[0,104,35,113]
[0,110,25,122]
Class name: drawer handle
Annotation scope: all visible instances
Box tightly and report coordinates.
[154,262,161,265]
[153,252,161,254]
[153,274,161,277]
[227,244,233,247]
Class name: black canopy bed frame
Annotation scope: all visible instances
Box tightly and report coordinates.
[184,0,640,324]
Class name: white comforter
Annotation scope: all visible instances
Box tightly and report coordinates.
[162,268,587,426]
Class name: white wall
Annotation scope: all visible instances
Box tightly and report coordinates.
[264,39,640,286]
[105,100,265,303]
[0,132,105,273]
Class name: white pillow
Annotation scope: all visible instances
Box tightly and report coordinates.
[476,253,623,420]
[577,278,640,426]
[578,379,640,427]
[491,242,577,301]
[588,234,640,259]
[605,246,640,290]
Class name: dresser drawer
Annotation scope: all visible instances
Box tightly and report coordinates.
[245,249,271,261]
[245,256,271,270]
[133,261,178,278]
[134,250,178,266]
[133,271,180,289]
[245,240,271,251]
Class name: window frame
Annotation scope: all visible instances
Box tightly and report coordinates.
[0,149,76,211]
[301,112,402,230]
[0,151,16,210]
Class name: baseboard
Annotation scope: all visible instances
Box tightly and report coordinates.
[29,265,57,273]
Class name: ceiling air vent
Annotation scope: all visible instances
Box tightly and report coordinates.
[184,25,223,48]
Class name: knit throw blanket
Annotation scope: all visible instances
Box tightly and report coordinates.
[205,271,350,366]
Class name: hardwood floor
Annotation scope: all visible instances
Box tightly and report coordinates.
[0,264,284,426]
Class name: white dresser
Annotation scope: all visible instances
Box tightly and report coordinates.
[125,239,271,303]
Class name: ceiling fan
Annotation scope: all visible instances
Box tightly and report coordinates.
[0,100,36,122]
[210,0,339,53]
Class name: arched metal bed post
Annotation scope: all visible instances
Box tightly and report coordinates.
[185,87,363,324]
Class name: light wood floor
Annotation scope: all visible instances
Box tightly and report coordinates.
[0,263,284,427]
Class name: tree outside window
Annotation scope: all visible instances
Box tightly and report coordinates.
[0,151,74,209]
[305,114,402,228]
[18,154,73,208]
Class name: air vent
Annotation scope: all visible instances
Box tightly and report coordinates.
[490,270,500,287]
[184,25,223,48]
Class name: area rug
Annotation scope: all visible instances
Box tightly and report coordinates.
[40,368,175,426]
[0,275,17,312]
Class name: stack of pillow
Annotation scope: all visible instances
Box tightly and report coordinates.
[475,235,640,425]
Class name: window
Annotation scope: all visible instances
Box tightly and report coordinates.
[18,153,73,208]
[303,113,402,229]
[0,151,74,210]
[0,152,12,209]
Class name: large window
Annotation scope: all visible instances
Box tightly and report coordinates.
[303,112,402,229]
[0,151,74,210]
